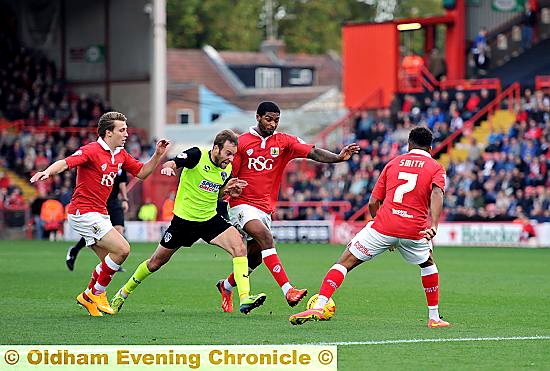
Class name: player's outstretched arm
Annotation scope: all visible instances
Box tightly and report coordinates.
[420,186,444,241]
[136,139,170,179]
[30,159,68,183]
[160,160,177,176]
[307,143,361,163]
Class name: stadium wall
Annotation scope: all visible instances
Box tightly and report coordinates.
[12,0,152,131]
[63,221,550,248]
[465,0,522,40]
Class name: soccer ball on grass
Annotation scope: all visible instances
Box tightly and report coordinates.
[306,294,336,320]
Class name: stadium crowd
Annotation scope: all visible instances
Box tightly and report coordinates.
[0,8,548,227]
[0,8,155,219]
[1,84,549,225]
[278,87,550,223]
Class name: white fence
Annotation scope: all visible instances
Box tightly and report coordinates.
[65,221,550,248]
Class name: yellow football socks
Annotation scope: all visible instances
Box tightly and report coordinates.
[232,256,250,302]
[123,260,152,295]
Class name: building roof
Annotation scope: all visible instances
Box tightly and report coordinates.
[167,45,341,110]
[167,49,236,99]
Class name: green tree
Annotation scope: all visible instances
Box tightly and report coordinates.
[166,0,444,54]
[166,0,202,49]
[167,0,263,50]
[277,0,375,54]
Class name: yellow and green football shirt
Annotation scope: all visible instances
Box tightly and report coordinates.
[172,147,231,222]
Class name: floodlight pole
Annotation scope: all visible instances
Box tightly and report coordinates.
[151,0,166,140]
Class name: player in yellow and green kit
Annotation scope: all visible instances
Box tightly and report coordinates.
[110,129,267,314]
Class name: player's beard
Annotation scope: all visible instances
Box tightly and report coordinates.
[215,155,228,168]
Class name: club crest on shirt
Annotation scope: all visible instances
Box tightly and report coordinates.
[101,163,107,171]
[246,149,254,156]
[221,172,228,181]
[164,232,172,242]
[203,165,211,172]
[270,147,280,157]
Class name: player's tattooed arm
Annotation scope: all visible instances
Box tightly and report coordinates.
[307,143,361,163]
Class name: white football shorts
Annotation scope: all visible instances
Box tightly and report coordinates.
[229,204,272,240]
[68,212,113,246]
[348,221,433,265]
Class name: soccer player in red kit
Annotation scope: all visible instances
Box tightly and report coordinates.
[30,112,169,316]
[216,101,360,312]
[289,126,450,328]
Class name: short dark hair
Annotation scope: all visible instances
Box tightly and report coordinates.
[98,112,127,138]
[256,101,280,117]
[213,129,238,149]
[408,126,433,149]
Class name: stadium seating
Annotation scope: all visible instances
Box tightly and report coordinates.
[281,85,549,222]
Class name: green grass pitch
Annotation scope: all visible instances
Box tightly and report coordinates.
[1,241,549,370]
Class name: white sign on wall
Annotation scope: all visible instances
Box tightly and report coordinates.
[65,221,550,248]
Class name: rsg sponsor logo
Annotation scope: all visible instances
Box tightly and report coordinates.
[248,156,273,171]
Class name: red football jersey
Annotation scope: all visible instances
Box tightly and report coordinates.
[65,138,143,215]
[229,128,314,214]
[371,149,446,239]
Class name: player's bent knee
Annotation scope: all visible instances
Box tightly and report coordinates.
[232,242,247,257]
[257,236,275,250]
[113,246,130,262]
[119,239,131,254]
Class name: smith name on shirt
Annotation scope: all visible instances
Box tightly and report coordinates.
[399,159,425,168]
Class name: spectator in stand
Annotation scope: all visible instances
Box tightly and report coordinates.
[160,191,176,222]
[449,108,464,131]
[40,198,65,241]
[465,92,481,118]
[4,186,25,209]
[0,171,10,190]
[138,198,157,221]
[355,110,373,140]
[427,48,446,81]
[479,88,492,107]
[401,51,424,88]
[304,207,325,221]
[522,0,539,50]
[30,188,48,239]
[471,27,490,76]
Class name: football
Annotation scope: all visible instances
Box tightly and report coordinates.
[306,294,336,320]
